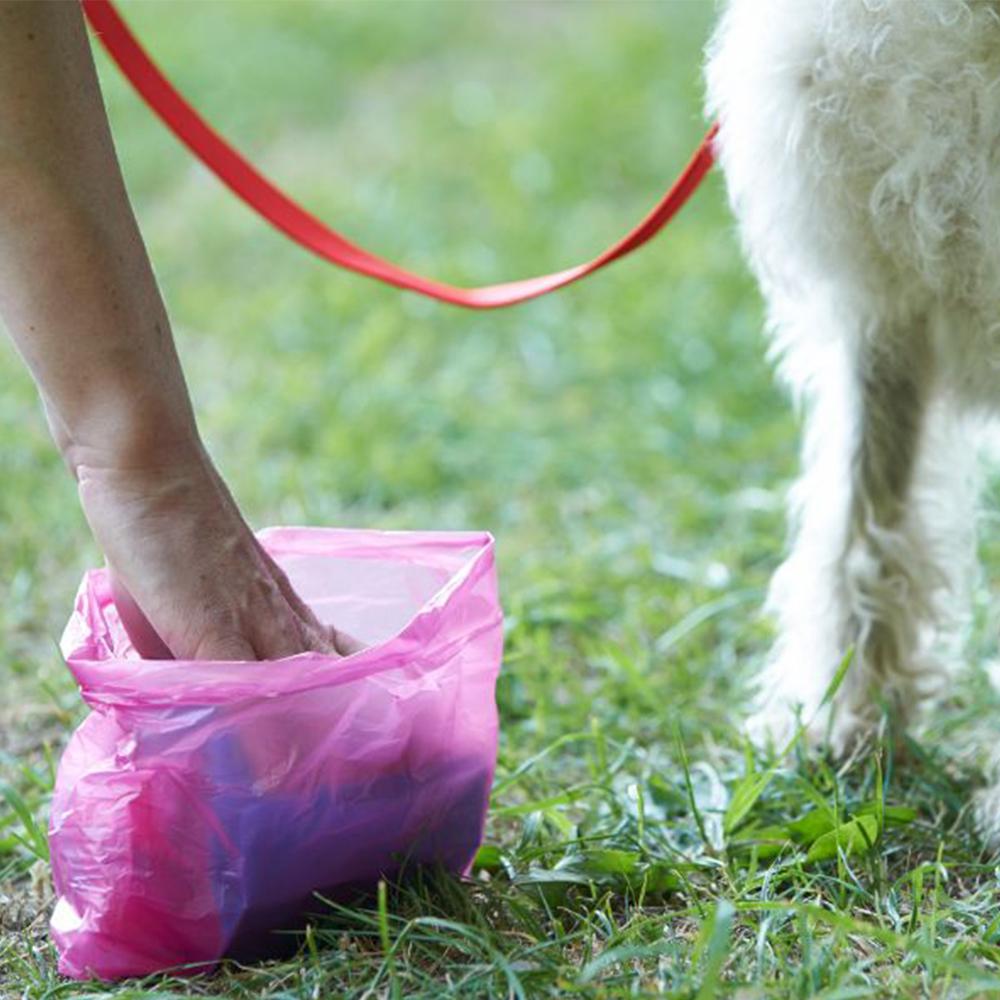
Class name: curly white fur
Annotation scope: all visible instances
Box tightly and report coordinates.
[705,0,1000,830]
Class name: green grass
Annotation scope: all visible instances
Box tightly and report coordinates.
[3,1,1000,996]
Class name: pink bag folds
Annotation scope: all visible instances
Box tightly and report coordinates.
[49,528,503,981]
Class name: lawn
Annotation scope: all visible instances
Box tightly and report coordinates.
[4,1,1000,997]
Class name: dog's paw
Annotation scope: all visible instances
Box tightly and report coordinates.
[745,694,811,753]
[745,677,877,758]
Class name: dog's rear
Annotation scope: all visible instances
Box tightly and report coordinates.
[706,0,1000,827]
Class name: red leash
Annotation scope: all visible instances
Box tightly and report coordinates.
[82,0,717,310]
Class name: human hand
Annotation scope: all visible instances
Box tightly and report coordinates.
[75,438,361,661]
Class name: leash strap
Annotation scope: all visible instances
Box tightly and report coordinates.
[82,0,717,310]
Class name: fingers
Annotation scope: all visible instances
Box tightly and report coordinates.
[266,553,327,629]
[184,600,336,662]
[189,630,256,662]
[330,628,366,656]
[252,616,363,661]
[133,582,353,663]
[241,556,339,660]
[254,548,360,659]
[250,613,333,660]
[162,573,351,662]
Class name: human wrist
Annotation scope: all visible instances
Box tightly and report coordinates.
[57,394,204,481]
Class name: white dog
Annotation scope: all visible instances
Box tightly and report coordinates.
[705,0,1000,818]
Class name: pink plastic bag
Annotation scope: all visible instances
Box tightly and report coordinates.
[49,528,503,981]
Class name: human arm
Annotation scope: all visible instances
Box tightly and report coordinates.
[0,1,355,660]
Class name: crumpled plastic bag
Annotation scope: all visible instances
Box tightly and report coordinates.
[48,527,503,981]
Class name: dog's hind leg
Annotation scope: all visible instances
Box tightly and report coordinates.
[751,315,971,753]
